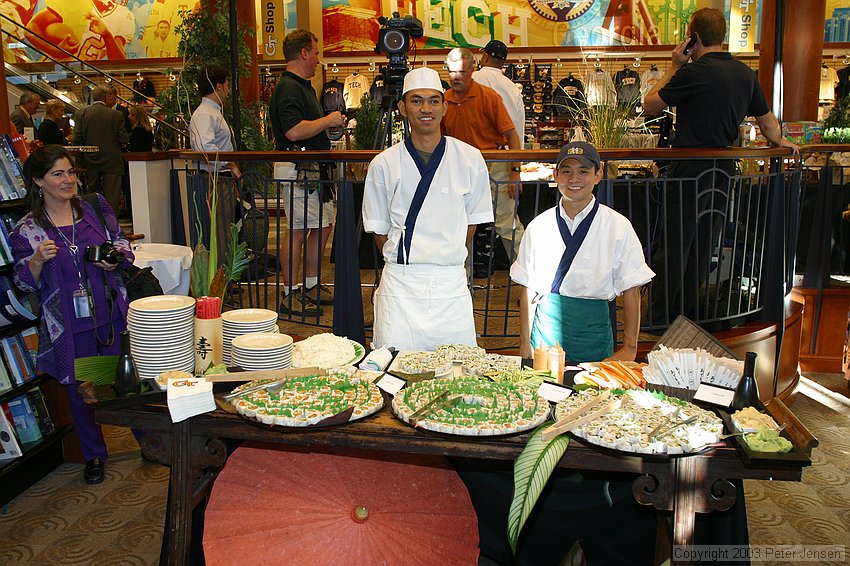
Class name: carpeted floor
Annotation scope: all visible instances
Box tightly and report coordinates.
[1,373,848,566]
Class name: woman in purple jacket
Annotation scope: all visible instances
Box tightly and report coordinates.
[11,145,134,484]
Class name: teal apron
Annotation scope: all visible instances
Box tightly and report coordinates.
[530,295,613,363]
[531,197,612,363]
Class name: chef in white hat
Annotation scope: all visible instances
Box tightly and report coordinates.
[362,67,494,350]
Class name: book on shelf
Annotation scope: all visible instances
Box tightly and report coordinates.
[0,135,25,199]
[13,333,36,379]
[5,394,42,445]
[0,356,12,395]
[26,388,54,437]
[0,217,14,265]
[19,326,38,368]
[0,276,36,329]
[0,335,33,386]
[0,407,22,461]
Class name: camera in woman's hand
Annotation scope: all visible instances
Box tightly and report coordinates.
[85,241,126,264]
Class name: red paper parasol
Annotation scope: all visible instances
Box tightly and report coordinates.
[203,446,479,565]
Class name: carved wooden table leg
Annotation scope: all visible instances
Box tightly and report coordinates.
[633,458,738,566]
[671,456,700,565]
[151,418,228,566]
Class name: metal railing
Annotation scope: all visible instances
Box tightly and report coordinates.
[163,146,802,351]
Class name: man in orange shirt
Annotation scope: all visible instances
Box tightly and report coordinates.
[441,47,524,264]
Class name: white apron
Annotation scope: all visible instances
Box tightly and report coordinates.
[373,263,477,351]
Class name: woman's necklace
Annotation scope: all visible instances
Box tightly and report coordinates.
[45,209,78,254]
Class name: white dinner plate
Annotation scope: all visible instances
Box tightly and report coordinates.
[129,295,196,313]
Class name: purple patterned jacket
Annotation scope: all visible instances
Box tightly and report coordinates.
[10,194,134,385]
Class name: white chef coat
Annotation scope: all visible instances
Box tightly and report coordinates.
[363,136,493,266]
[510,197,654,300]
[473,66,526,147]
[363,136,494,350]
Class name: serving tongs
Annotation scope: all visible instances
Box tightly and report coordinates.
[541,390,621,441]
[216,367,322,402]
[650,415,698,441]
[647,407,682,441]
[408,390,454,426]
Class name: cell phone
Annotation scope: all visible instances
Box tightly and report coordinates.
[684,36,697,55]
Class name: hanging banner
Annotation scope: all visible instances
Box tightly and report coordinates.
[256,0,287,58]
[728,0,757,53]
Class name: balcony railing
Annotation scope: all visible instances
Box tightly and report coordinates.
[144,145,805,352]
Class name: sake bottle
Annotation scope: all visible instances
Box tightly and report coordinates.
[732,351,759,410]
[114,331,141,397]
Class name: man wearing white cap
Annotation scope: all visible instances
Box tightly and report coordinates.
[362,67,494,350]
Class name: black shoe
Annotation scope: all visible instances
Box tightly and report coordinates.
[278,293,322,317]
[301,284,334,306]
[84,458,105,484]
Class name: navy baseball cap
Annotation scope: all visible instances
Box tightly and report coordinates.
[482,40,508,60]
[556,141,601,169]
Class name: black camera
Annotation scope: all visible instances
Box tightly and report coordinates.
[376,12,423,56]
[375,12,424,99]
[86,241,126,264]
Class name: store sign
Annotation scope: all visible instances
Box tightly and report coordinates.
[729,0,757,53]
[260,0,286,57]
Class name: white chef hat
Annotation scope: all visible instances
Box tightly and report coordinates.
[402,67,444,96]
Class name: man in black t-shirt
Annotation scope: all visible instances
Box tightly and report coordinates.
[269,29,346,316]
[643,8,798,325]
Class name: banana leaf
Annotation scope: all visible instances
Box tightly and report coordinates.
[74,355,119,386]
[507,423,570,553]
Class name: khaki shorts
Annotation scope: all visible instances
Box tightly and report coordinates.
[274,162,335,230]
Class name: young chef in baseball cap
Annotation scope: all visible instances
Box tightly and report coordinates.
[510,141,654,363]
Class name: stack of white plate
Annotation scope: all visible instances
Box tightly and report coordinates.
[221,308,279,365]
[127,295,196,379]
[231,333,293,371]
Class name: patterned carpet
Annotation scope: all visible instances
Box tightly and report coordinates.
[0,373,847,566]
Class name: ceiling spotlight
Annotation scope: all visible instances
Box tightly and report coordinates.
[74,75,81,85]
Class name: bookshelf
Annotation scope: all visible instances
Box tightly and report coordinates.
[0,132,72,505]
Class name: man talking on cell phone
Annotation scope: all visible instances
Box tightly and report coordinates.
[642,7,799,325]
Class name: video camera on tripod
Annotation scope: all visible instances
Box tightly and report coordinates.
[372,12,423,149]
[375,12,423,99]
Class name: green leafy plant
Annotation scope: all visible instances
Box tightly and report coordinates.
[352,94,380,150]
[508,423,571,553]
[154,0,272,151]
[823,95,850,144]
[189,168,251,304]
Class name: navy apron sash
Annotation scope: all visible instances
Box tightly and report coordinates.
[530,294,613,363]
[551,198,600,293]
[397,136,446,264]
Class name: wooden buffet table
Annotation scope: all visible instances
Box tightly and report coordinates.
[92,388,813,566]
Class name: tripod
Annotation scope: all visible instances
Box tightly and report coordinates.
[372,86,408,150]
